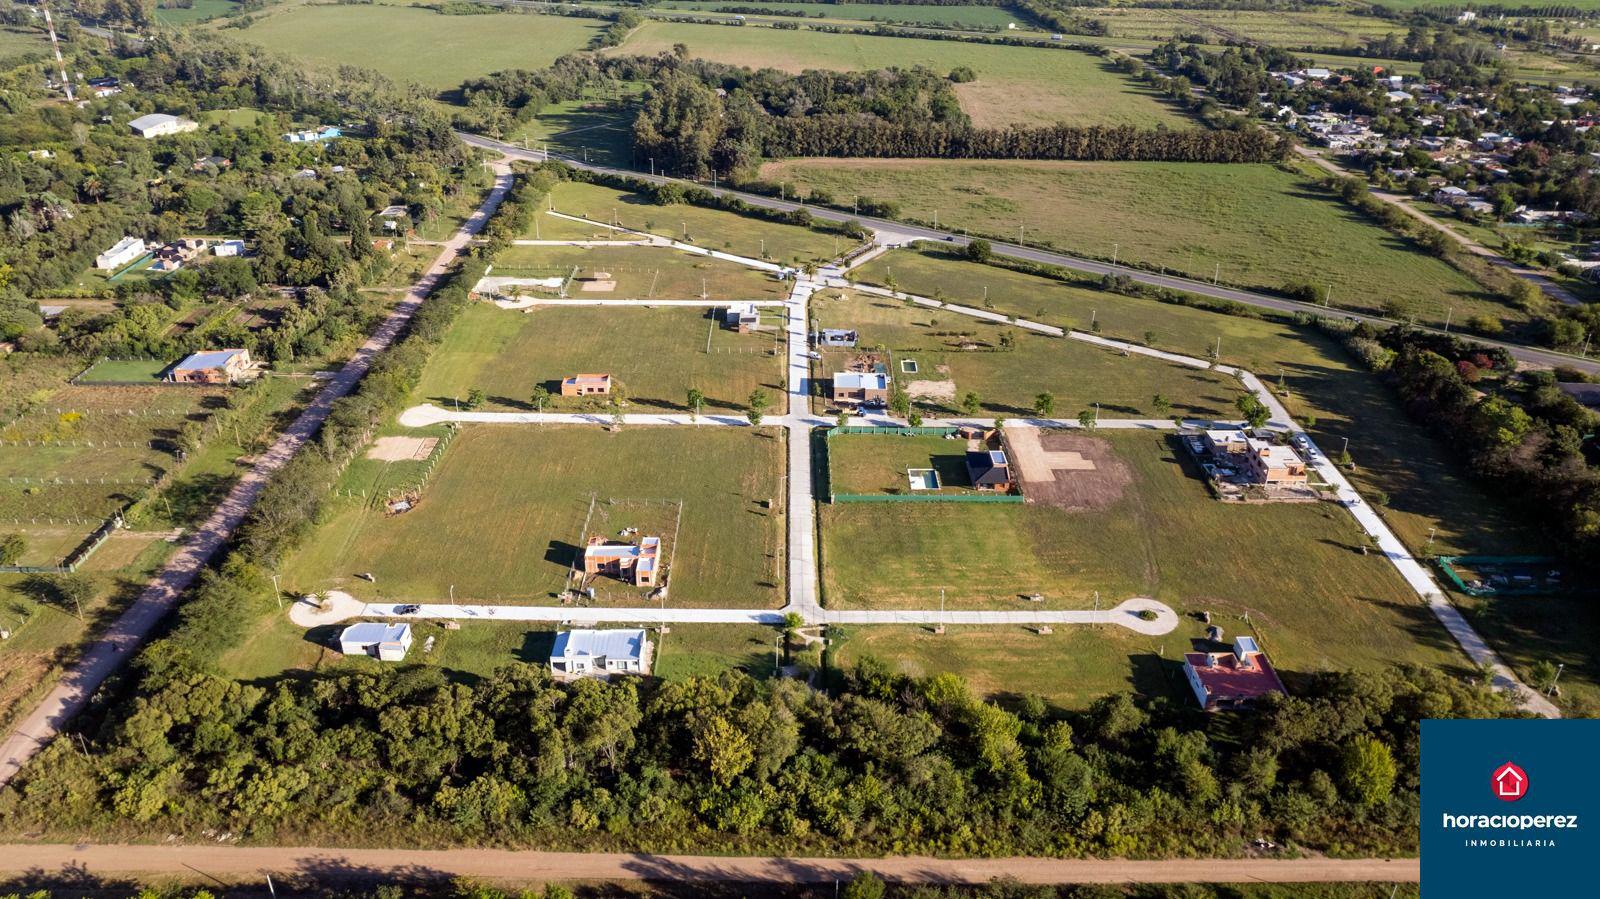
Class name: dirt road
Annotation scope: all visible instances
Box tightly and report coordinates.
[0,844,1419,886]
[0,163,515,790]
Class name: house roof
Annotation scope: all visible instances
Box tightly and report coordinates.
[833,372,887,390]
[129,113,179,131]
[965,449,1008,479]
[1185,649,1287,705]
[340,622,410,644]
[564,373,610,385]
[174,348,247,371]
[553,628,646,662]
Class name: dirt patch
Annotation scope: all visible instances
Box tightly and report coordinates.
[1005,428,1132,510]
[366,435,438,462]
[905,380,956,402]
[578,279,617,292]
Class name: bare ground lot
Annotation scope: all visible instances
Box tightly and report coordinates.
[1006,429,1132,511]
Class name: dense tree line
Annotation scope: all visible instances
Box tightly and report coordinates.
[1322,318,1600,570]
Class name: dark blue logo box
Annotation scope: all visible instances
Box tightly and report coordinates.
[1422,719,1600,896]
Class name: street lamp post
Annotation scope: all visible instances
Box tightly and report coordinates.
[271,574,282,611]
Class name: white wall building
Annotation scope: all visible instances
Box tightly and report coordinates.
[95,236,145,271]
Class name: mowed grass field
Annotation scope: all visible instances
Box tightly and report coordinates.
[546,180,858,263]
[492,244,791,301]
[765,159,1513,330]
[810,286,1246,418]
[283,426,786,608]
[231,6,602,90]
[413,303,783,413]
[820,430,1468,678]
[828,433,987,495]
[611,21,1189,129]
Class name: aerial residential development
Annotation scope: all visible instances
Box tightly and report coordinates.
[1,1,1598,896]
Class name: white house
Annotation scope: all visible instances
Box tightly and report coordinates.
[95,236,146,271]
[723,302,760,332]
[549,628,652,678]
[128,113,198,139]
[283,125,342,143]
[212,239,246,257]
[338,622,413,661]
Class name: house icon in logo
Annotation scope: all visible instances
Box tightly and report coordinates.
[1492,762,1528,802]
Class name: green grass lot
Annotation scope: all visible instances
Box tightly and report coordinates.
[810,286,1246,419]
[74,358,170,383]
[545,180,856,264]
[611,21,1190,129]
[232,6,603,91]
[491,244,792,301]
[767,159,1514,331]
[1083,8,1401,47]
[820,430,1469,678]
[0,25,45,66]
[832,624,1200,710]
[197,107,270,128]
[0,355,79,420]
[414,302,783,413]
[283,425,786,609]
[828,433,988,496]
[154,0,238,25]
[509,93,640,170]
[657,1,1031,28]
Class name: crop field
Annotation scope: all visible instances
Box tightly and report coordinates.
[413,303,783,413]
[231,6,603,90]
[283,425,786,609]
[1082,8,1400,47]
[832,623,1206,710]
[657,1,1031,28]
[820,429,1467,677]
[611,21,1189,129]
[545,180,855,264]
[491,244,792,301]
[810,286,1246,418]
[767,158,1513,331]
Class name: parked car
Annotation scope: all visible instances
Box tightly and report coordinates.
[396,604,421,615]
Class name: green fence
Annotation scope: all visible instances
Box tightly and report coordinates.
[829,426,961,437]
[1436,555,1564,597]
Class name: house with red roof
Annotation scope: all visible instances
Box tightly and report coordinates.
[1183,636,1288,711]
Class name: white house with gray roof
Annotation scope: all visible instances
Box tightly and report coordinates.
[550,628,652,678]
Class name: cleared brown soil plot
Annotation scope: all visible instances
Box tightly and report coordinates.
[365,435,438,462]
[1006,429,1132,510]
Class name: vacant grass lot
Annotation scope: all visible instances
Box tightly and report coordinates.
[821,430,1466,678]
[414,303,783,413]
[611,21,1189,129]
[509,92,640,170]
[284,426,786,609]
[810,286,1246,418]
[546,180,855,264]
[154,0,237,25]
[232,6,602,90]
[828,433,982,495]
[492,244,791,301]
[832,623,1206,710]
[765,159,1511,331]
[75,358,169,383]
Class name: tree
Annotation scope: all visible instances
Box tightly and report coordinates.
[835,409,850,429]
[1151,393,1171,418]
[529,384,550,413]
[907,410,923,427]
[842,871,886,899]
[960,391,981,416]
[686,387,705,419]
[466,387,486,409]
[50,573,95,621]
[1077,409,1097,431]
[747,389,770,426]
[964,239,992,263]
[1340,736,1397,808]
[1143,330,1157,346]
[1529,659,1560,694]
[1033,392,1055,417]
[0,533,25,566]
[1236,394,1271,429]
[693,715,754,786]
[888,388,912,421]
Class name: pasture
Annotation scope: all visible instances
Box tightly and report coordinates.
[491,244,792,301]
[231,6,602,90]
[1082,8,1400,47]
[610,21,1189,129]
[413,303,784,413]
[768,158,1514,331]
[545,180,854,264]
[153,0,238,25]
[282,425,786,609]
[810,285,1247,418]
[820,430,1467,678]
[0,25,45,66]
[658,1,1031,29]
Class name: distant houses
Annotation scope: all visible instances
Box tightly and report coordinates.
[339,622,413,662]
[561,373,612,397]
[583,536,661,587]
[95,236,146,271]
[168,348,255,384]
[283,125,342,143]
[549,628,653,678]
[129,113,198,139]
[1183,636,1287,711]
[149,238,208,273]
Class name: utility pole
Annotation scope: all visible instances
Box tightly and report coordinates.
[650,157,655,177]
[682,221,688,240]
[933,209,938,229]
[853,194,858,215]
[1444,307,1453,332]
[1324,284,1332,307]
[1548,662,1565,696]
[1019,224,1025,244]
[1213,262,1220,285]
[271,573,282,611]
[1112,242,1118,266]
[1427,527,1437,549]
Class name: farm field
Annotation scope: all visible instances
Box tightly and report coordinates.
[831,623,1206,711]
[413,303,784,413]
[230,6,603,90]
[491,244,792,301]
[610,21,1190,129]
[545,180,855,264]
[810,285,1247,418]
[656,1,1032,28]
[819,430,1467,679]
[282,425,786,609]
[769,158,1513,331]
[1082,8,1400,47]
